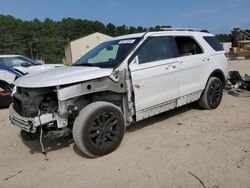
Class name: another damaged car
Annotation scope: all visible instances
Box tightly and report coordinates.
[0,55,64,76]
[9,29,228,157]
[0,65,24,107]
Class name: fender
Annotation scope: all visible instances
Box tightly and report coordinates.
[0,65,25,79]
[207,69,226,87]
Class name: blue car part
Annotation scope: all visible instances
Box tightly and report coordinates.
[0,65,24,79]
[0,65,24,107]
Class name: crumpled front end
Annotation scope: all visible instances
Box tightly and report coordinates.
[9,104,57,133]
[9,86,63,133]
[9,71,128,135]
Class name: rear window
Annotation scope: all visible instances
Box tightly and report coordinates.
[175,36,203,56]
[203,36,224,51]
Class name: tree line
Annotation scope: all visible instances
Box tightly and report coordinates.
[0,15,172,64]
[0,15,247,64]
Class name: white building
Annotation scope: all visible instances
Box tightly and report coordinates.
[65,32,112,65]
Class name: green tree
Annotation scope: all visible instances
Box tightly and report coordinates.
[0,15,175,64]
[105,23,116,36]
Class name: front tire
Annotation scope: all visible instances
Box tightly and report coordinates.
[198,77,223,110]
[73,101,125,157]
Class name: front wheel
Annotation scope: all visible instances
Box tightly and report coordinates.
[198,77,223,110]
[73,101,125,157]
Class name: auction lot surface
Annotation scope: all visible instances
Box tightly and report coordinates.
[1,60,250,188]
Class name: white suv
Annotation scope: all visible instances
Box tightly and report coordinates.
[9,29,228,157]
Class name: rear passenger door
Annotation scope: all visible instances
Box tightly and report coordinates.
[174,36,208,106]
[129,36,180,120]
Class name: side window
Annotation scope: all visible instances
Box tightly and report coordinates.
[175,36,203,56]
[203,36,224,51]
[3,57,28,67]
[138,36,178,64]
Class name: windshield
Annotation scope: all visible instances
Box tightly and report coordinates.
[73,37,141,68]
[21,56,41,65]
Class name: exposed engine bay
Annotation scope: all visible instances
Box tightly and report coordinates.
[13,87,58,117]
[10,74,127,138]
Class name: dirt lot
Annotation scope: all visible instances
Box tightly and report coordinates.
[0,60,250,188]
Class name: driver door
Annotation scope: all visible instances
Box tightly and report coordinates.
[129,36,181,121]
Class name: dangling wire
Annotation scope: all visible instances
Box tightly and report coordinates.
[38,110,48,161]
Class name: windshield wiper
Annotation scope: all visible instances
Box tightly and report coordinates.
[74,63,96,67]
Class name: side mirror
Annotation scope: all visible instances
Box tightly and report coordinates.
[131,56,139,65]
[129,56,139,71]
[36,60,45,64]
[21,62,32,67]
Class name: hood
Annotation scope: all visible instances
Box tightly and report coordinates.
[39,64,64,68]
[14,66,113,88]
[15,64,64,75]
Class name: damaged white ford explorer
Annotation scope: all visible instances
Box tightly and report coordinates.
[9,28,228,157]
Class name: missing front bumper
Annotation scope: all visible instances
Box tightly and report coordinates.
[9,104,57,133]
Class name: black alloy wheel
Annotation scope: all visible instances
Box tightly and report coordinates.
[198,77,223,109]
[73,101,125,157]
[208,80,223,107]
[88,112,121,150]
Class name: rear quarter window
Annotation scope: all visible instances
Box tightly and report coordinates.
[203,36,224,51]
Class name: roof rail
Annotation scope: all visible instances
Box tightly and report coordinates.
[159,28,210,33]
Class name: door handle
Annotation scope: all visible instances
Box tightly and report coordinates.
[166,65,177,71]
[203,58,210,62]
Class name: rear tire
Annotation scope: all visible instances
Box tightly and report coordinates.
[73,101,125,157]
[198,77,223,110]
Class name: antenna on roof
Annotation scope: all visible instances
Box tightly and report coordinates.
[159,28,210,33]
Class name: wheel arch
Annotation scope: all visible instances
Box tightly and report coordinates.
[208,69,226,88]
[0,79,10,87]
[72,91,124,109]
[0,79,13,92]
[68,91,126,122]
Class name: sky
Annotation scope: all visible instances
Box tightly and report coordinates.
[0,0,250,34]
